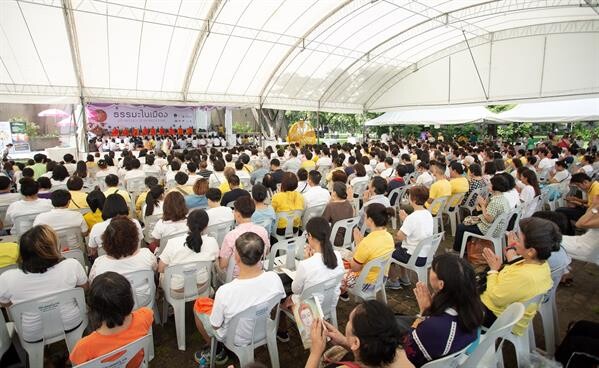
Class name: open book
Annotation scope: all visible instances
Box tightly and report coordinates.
[293,295,325,349]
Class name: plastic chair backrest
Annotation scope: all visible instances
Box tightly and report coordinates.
[142,214,162,241]
[421,345,469,368]
[240,177,251,190]
[223,294,280,348]
[163,261,212,301]
[0,311,11,359]
[388,185,411,208]
[73,334,151,368]
[62,249,87,270]
[8,288,87,343]
[486,210,511,239]
[330,216,360,249]
[460,303,526,366]
[72,207,92,216]
[445,192,465,212]
[0,204,8,223]
[0,263,17,276]
[506,206,522,232]
[299,274,343,318]
[156,230,188,257]
[13,212,41,237]
[126,177,146,193]
[407,232,444,268]
[205,220,235,246]
[267,236,306,271]
[51,184,68,191]
[428,195,449,216]
[55,226,85,251]
[352,181,368,198]
[302,204,327,228]
[225,201,235,209]
[353,253,392,293]
[122,270,156,310]
[273,210,303,238]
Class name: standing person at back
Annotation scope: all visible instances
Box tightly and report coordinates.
[425,161,451,215]
[192,232,285,364]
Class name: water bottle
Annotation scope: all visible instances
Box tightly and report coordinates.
[198,354,208,368]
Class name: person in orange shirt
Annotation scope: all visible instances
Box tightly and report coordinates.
[142,127,148,136]
[177,126,183,136]
[186,127,193,135]
[150,127,156,136]
[132,127,139,137]
[70,271,153,367]
[111,127,119,137]
[159,127,165,136]
[122,127,129,137]
[169,126,175,136]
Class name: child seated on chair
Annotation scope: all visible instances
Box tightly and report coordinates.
[192,232,285,366]
[70,271,153,367]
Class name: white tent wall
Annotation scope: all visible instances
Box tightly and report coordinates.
[0,1,598,112]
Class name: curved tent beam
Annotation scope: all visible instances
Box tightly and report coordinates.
[61,0,84,97]
[181,0,224,101]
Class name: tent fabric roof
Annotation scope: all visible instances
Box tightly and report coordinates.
[1,0,598,112]
[365,97,599,126]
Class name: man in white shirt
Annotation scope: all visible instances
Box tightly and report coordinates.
[33,189,88,250]
[123,159,145,186]
[205,188,234,226]
[63,153,77,175]
[0,176,21,213]
[316,148,332,169]
[282,149,301,172]
[193,231,285,363]
[302,170,331,208]
[5,178,53,231]
[380,157,396,179]
[185,162,202,186]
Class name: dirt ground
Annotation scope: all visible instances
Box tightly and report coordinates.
[5,239,598,368]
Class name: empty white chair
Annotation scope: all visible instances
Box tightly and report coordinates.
[272,210,303,241]
[459,303,526,368]
[301,203,327,228]
[55,226,86,251]
[390,232,444,286]
[161,261,212,351]
[204,294,281,368]
[266,236,306,271]
[427,196,449,237]
[73,334,152,368]
[8,288,88,368]
[330,216,360,250]
[443,193,465,237]
[204,220,235,246]
[12,212,43,237]
[155,230,188,257]
[347,254,392,304]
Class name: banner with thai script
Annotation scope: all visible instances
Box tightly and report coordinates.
[86,103,196,133]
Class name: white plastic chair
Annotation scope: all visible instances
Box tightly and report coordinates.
[458,210,512,260]
[126,177,146,193]
[444,193,465,236]
[240,177,251,191]
[460,187,488,217]
[122,270,158,359]
[459,303,526,368]
[0,204,9,225]
[55,226,86,251]
[330,216,360,250]
[155,230,188,257]
[390,232,444,286]
[266,236,306,271]
[142,214,162,243]
[62,249,88,272]
[301,203,327,228]
[8,288,88,368]
[280,274,343,328]
[421,345,469,368]
[12,212,42,237]
[204,220,235,247]
[0,312,16,362]
[204,294,281,368]
[352,180,368,200]
[535,265,568,357]
[388,185,411,229]
[272,210,303,241]
[0,263,17,276]
[347,254,392,304]
[73,334,152,368]
[428,196,449,238]
[161,261,212,351]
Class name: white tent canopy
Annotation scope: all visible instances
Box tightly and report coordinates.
[495,97,599,123]
[0,0,598,112]
[365,105,499,126]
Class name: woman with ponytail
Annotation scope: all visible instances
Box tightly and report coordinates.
[158,209,219,295]
[142,184,164,219]
[277,216,345,342]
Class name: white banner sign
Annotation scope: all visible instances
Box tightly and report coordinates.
[87,103,196,131]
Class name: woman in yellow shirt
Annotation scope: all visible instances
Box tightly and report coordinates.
[271,172,304,236]
[83,189,105,230]
[481,217,558,335]
[341,203,395,295]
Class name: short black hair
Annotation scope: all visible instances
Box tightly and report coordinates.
[88,272,134,329]
[145,176,159,187]
[234,195,255,218]
[86,189,106,213]
[0,176,11,190]
[51,189,71,207]
[228,174,240,186]
[187,162,198,172]
[297,168,308,181]
[206,188,222,202]
[37,176,51,190]
[490,174,509,192]
[102,193,129,220]
[19,177,39,196]
[105,174,119,187]
[175,171,189,185]
[571,172,591,184]
[370,176,387,195]
[235,232,265,266]
[450,161,464,175]
[67,176,84,190]
[308,170,321,184]
[251,183,268,202]
[22,167,34,178]
[270,158,280,167]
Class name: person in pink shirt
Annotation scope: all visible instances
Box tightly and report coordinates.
[216,196,270,282]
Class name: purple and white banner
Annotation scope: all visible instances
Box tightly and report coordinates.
[86,103,196,131]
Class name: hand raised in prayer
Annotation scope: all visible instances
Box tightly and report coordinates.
[477,196,487,208]
[482,247,502,271]
[413,281,432,314]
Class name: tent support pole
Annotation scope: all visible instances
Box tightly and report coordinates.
[80,95,88,155]
[259,98,263,148]
[317,101,320,145]
[462,30,488,100]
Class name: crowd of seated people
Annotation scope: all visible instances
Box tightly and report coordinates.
[0,131,597,367]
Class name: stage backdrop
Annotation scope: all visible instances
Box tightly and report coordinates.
[86,103,196,133]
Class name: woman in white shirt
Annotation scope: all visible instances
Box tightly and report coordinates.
[0,225,88,342]
[209,160,227,188]
[414,162,433,187]
[150,191,188,243]
[387,185,434,289]
[158,209,219,296]
[50,165,69,187]
[142,185,164,221]
[89,216,157,305]
[277,217,344,341]
[517,169,541,218]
